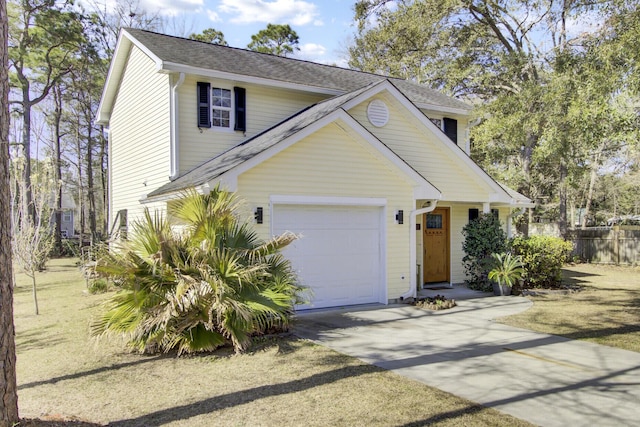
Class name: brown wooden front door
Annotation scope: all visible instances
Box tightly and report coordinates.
[423,207,450,283]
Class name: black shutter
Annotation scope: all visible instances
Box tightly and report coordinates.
[197,82,211,128]
[234,87,246,132]
[469,208,479,222]
[491,208,499,219]
[443,117,458,144]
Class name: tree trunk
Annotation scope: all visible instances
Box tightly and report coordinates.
[86,118,96,242]
[30,274,39,315]
[21,86,34,224]
[559,160,568,238]
[0,0,20,420]
[582,160,599,229]
[53,85,63,248]
[75,122,85,239]
[517,132,535,237]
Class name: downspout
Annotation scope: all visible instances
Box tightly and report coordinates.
[170,72,185,180]
[507,206,527,238]
[400,200,439,301]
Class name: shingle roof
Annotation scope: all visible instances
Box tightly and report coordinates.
[124,28,471,113]
[147,84,378,198]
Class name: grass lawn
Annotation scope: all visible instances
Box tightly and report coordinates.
[14,258,532,427]
[499,263,640,352]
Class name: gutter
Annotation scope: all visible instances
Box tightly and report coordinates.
[400,200,439,301]
[170,72,186,180]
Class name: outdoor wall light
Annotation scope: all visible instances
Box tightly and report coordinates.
[396,210,404,224]
[254,207,263,224]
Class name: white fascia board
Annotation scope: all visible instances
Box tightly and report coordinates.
[161,62,344,96]
[414,102,471,116]
[344,81,513,202]
[96,33,132,125]
[141,183,209,204]
[96,29,165,125]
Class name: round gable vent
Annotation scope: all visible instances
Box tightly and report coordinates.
[367,99,389,127]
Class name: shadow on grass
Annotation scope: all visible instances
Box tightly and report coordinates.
[18,356,165,391]
[560,323,640,341]
[19,418,103,427]
[16,324,63,352]
[398,404,488,426]
[562,267,601,287]
[107,364,378,426]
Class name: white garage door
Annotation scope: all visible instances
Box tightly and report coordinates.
[273,204,383,309]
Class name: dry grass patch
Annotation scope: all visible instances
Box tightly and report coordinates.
[500,263,640,352]
[14,258,532,426]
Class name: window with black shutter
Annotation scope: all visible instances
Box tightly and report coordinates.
[443,117,458,144]
[468,208,479,222]
[197,82,211,128]
[234,87,246,132]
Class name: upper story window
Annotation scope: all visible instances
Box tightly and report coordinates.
[197,82,246,132]
[212,88,232,128]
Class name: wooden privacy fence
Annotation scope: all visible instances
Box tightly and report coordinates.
[570,226,640,265]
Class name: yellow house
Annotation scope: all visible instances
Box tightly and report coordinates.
[97,29,533,309]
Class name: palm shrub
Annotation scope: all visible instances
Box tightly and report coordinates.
[92,188,303,354]
[488,252,524,292]
[461,213,508,291]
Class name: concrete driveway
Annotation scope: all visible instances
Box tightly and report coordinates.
[294,297,640,427]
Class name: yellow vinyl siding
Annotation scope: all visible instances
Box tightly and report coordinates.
[110,46,171,228]
[349,95,492,202]
[178,76,327,173]
[237,123,416,301]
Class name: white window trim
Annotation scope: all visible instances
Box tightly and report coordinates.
[211,86,234,131]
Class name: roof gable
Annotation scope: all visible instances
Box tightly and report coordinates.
[339,81,522,204]
[97,28,472,124]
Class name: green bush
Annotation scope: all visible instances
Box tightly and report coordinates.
[462,213,507,291]
[511,235,573,288]
[88,279,109,294]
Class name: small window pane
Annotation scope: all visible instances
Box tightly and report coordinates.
[213,88,231,107]
[213,110,230,127]
[426,214,443,229]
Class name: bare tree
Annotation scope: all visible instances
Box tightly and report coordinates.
[0,0,20,422]
[11,158,57,315]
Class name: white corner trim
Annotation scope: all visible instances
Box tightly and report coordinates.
[170,72,186,180]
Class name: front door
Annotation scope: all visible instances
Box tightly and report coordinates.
[423,207,450,283]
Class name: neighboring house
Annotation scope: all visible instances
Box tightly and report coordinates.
[48,190,76,238]
[59,191,75,238]
[97,29,533,309]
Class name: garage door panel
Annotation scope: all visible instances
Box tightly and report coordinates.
[273,204,384,309]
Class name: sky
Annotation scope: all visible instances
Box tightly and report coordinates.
[133,0,359,67]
